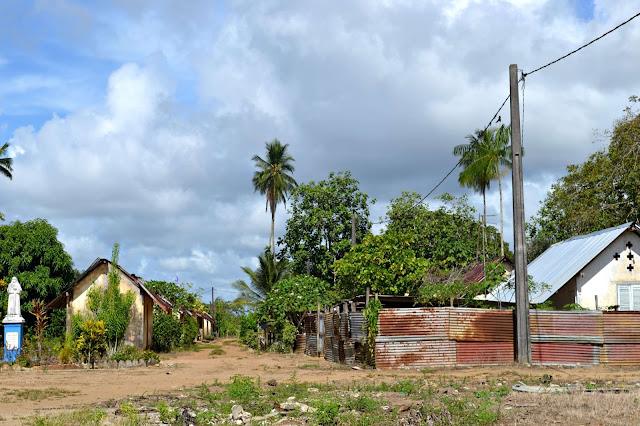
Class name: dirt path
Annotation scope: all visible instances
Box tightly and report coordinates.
[2,339,640,424]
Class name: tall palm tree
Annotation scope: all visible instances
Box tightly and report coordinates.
[0,142,13,180]
[231,248,291,306]
[453,126,513,257]
[454,129,494,263]
[252,139,297,256]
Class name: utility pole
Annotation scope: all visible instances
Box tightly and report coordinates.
[510,64,531,364]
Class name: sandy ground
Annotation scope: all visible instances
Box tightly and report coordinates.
[2,339,640,424]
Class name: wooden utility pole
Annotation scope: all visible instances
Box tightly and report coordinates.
[211,287,216,336]
[510,64,531,364]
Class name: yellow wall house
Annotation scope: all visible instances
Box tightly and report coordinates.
[47,258,170,349]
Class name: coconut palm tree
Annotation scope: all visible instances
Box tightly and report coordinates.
[252,139,297,256]
[453,126,513,257]
[0,142,13,180]
[231,248,291,306]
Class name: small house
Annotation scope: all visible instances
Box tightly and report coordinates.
[487,223,640,310]
[47,258,170,349]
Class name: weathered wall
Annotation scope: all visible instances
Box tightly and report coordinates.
[549,276,576,309]
[577,230,640,309]
[68,264,146,349]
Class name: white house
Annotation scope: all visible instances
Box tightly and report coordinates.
[487,223,640,310]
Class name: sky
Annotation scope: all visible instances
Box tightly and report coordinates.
[1,0,639,301]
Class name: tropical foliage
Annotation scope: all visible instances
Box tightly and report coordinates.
[232,248,290,306]
[527,97,640,259]
[279,171,374,282]
[252,139,297,255]
[259,275,337,330]
[0,219,75,325]
[86,244,135,354]
[453,125,512,257]
[334,232,431,297]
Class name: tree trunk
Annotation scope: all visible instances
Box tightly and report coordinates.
[482,191,487,269]
[270,209,276,258]
[498,163,505,257]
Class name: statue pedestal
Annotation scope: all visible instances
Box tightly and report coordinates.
[3,317,25,363]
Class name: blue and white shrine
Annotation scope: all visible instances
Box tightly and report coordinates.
[3,277,25,363]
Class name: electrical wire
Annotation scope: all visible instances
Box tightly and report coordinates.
[524,11,640,77]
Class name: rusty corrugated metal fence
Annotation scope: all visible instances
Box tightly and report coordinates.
[305,307,640,368]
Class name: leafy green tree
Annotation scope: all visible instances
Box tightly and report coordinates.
[0,219,74,323]
[259,275,337,330]
[151,309,182,352]
[453,126,512,257]
[384,192,507,272]
[279,171,374,283]
[214,297,244,337]
[528,98,640,258]
[334,232,431,297]
[145,279,205,311]
[252,139,298,255]
[232,248,290,306]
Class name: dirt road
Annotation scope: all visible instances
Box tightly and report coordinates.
[2,339,640,424]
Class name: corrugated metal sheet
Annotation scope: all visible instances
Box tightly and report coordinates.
[603,311,640,343]
[339,313,349,340]
[450,308,514,342]
[488,223,635,303]
[532,343,600,366]
[350,312,365,342]
[530,310,603,344]
[332,339,340,363]
[378,308,449,338]
[456,342,514,365]
[375,340,456,369]
[295,334,306,353]
[344,342,355,365]
[324,313,334,338]
[601,344,640,365]
[323,337,332,361]
[307,335,318,357]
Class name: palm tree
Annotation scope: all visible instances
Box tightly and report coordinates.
[252,139,297,256]
[453,126,513,257]
[0,142,13,180]
[231,248,291,306]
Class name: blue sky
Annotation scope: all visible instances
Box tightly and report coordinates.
[1,0,639,301]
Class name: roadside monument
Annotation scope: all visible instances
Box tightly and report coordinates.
[3,277,25,362]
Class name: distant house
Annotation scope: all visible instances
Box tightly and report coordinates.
[461,256,513,283]
[47,258,170,349]
[487,223,640,310]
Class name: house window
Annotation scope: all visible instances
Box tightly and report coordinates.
[617,284,640,311]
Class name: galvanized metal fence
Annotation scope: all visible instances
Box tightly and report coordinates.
[305,307,640,369]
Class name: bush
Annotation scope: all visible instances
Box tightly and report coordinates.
[181,315,199,346]
[268,342,290,353]
[111,345,140,362]
[242,330,259,350]
[76,319,107,369]
[59,344,72,364]
[152,311,182,352]
[227,375,259,401]
[281,322,297,350]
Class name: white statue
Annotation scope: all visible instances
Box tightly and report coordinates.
[3,277,24,323]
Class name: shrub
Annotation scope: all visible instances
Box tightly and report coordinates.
[75,319,107,368]
[59,344,72,364]
[242,330,259,350]
[227,375,259,401]
[111,345,140,362]
[152,311,182,352]
[281,322,297,350]
[181,315,199,346]
[312,400,340,425]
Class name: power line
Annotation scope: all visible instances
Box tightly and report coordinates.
[524,11,640,77]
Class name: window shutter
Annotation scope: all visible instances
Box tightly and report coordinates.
[619,285,631,311]
[633,285,640,311]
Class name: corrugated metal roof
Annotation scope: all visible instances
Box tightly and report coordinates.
[487,223,637,303]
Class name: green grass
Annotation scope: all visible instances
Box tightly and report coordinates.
[208,346,226,356]
[25,408,107,426]
[6,388,79,401]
